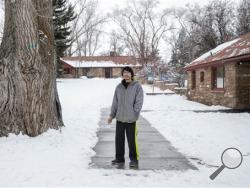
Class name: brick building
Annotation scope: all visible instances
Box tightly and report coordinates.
[184,33,250,109]
[61,55,142,78]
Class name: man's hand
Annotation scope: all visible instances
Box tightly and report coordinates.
[107,116,113,124]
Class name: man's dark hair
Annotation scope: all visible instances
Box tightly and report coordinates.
[121,66,134,78]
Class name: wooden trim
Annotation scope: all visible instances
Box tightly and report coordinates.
[211,65,225,90]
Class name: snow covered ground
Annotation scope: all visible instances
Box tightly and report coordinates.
[0,78,250,187]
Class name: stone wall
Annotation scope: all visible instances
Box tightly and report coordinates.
[154,81,166,90]
[186,63,239,108]
[165,83,179,91]
[72,67,142,78]
[112,68,122,78]
[174,88,187,95]
[87,68,103,77]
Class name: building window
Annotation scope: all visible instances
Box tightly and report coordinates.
[191,70,196,89]
[104,68,112,78]
[200,71,205,83]
[83,68,90,76]
[64,68,70,74]
[212,66,224,89]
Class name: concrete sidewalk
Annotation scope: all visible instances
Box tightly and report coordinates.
[89,108,198,170]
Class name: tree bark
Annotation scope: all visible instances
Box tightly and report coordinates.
[0,0,64,137]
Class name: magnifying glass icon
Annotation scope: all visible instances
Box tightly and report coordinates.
[210,147,243,180]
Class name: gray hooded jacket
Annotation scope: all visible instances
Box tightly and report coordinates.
[110,80,144,123]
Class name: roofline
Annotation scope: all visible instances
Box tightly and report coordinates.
[184,53,250,71]
[60,59,74,68]
[60,59,142,68]
[62,55,137,59]
[63,65,142,68]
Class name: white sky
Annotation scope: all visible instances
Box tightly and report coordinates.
[96,0,210,12]
[88,0,220,60]
[93,0,241,61]
[0,0,241,60]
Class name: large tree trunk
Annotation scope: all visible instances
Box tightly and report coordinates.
[0,0,64,137]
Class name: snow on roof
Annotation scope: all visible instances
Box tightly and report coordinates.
[61,55,142,68]
[185,33,250,70]
[63,60,141,68]
[193,38,240,63]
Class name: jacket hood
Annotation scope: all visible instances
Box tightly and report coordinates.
[121,79,138,85]
[121,79,138,88]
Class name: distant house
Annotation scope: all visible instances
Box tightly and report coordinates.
[184,33,250,109]
[60,55,142,78]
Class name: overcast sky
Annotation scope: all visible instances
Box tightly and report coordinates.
[96,0,209,11]
[93,0,241,60]
[89,0,213,60]
[0,0,211,60]
[0,0,241,60]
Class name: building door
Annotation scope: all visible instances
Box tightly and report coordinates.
[237,61,250,109]
[82,68,89,76]
[105,68,112,78]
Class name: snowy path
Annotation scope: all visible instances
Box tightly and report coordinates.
[90,108,197,170]
[0,78,250,187]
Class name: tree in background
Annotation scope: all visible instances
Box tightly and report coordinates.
[167,0,237,86]
[66,0,107,57]
[167,28,191,86]
[53,0,76,76]
[173,0,235,58]
[0,0,64,137]
[209,0,235,44]
[236,0,250,36]
[113,0,173,67]
[109,30,125,56]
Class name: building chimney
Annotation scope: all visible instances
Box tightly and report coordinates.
[110,51,116,56]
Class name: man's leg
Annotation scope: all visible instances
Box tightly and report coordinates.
[115,121,125,161]
[125,121,139,162]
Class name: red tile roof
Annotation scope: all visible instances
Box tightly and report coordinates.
[185,33,250,70]
[62,56,139,65]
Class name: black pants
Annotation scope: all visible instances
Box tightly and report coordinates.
[115,121,139,161]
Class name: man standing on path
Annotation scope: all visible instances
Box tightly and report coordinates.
[107,66,144,168]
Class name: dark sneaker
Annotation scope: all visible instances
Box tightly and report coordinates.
[111,159,125,165]
[129,160,139,167]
